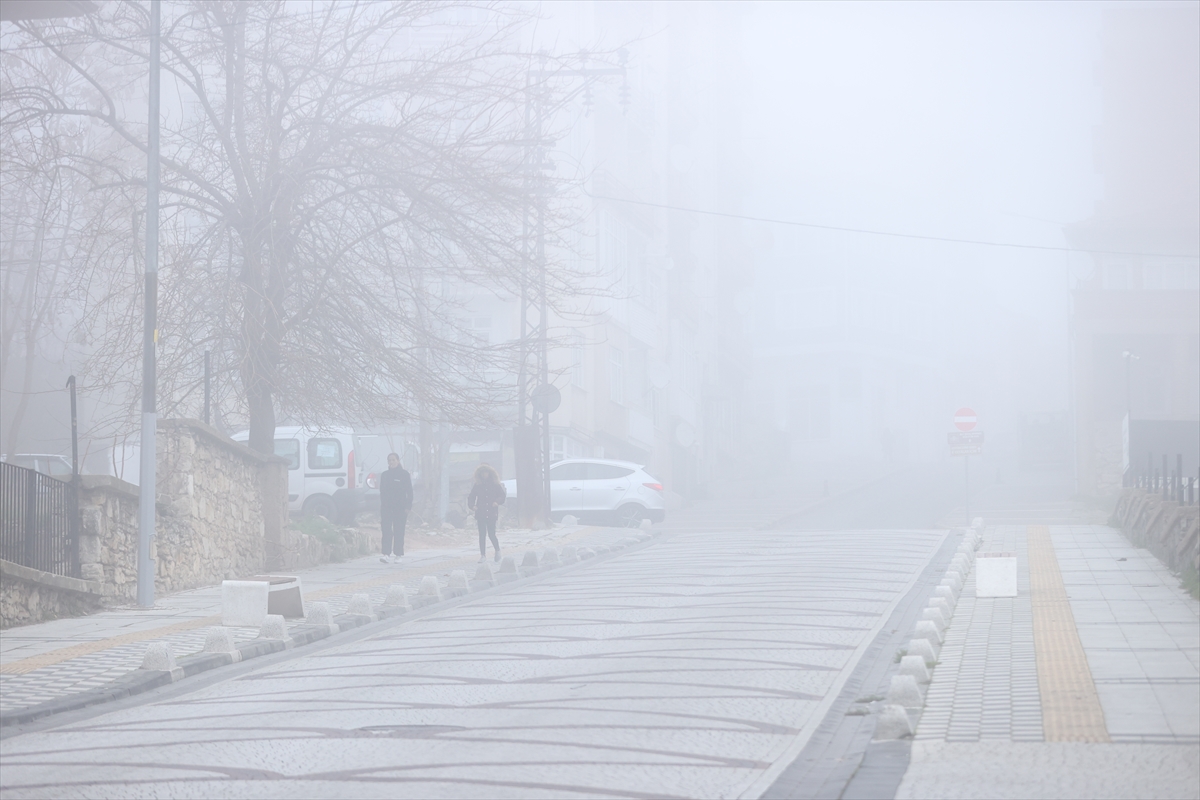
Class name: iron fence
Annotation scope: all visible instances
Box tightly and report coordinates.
[0,461,79,577]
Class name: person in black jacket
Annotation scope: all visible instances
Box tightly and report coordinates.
[379,453,413,563]
[467,463,505,563]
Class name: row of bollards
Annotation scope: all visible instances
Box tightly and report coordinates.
[875,521,982,740]
[141,533,654,671]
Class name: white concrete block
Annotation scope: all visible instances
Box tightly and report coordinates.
[221,580,269,627]
[561,514,578,525]
[520,551,540,569]
[473,563,494,582]
[971,517,984,530]
[914,620,944,645]
[929,597,952,619]
[419,575,441,598]
[935,585,956,605]
[382,585,411,609]
[203,627,237,653]
[140,641,176,671]
[874,704,914,740]
[899,654,932,683]
[976,553,1018,598]
[347,593,373,616]
[908,637,938,666]
[941,573,962,593]
[923,607,947,631]
[497,555,518,574]
[639,518,653,530]
[541,549,560,567]
[305,601,335,628]
[578,547,595,559]
[449,570,469,590]
[258,615,288,640]
[888,674,924,708]
[560,546,578,564]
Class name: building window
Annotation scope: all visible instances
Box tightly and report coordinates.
[609,347,624,404]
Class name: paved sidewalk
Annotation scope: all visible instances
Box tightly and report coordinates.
[0,523,634,718]
[897,523,1200,799]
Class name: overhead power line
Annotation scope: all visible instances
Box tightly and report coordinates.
[588,193,1197,259]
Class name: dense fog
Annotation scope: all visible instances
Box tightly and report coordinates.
[2,0,1197,522]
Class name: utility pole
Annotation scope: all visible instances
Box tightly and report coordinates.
[515,51,627,527]
[137,0,161,607]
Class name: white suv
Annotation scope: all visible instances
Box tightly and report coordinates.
[503,458,666,527]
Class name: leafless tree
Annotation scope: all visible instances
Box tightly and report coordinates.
[6,0,597,455]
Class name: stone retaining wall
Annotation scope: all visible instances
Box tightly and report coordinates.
[0,560,104,629]
[1111,488,1200,573]
[75,419,289,603]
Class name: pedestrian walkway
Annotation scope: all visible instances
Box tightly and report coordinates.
[0,523,635,718]
[896,523,1200,799]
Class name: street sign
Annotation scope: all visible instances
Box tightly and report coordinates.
[948,431,984,445]
[954,408,977,431]
[530,383,561,414]
[950,444,983,456]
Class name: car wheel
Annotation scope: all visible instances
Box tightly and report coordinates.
[615,503,645,528]
[303,494,337,521]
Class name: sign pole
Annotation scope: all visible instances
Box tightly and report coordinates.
[137,0,161,608]
[964,454,970,527]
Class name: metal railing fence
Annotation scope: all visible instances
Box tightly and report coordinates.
[0,461,79,577]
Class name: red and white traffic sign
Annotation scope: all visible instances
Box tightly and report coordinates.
[954,407,977,432]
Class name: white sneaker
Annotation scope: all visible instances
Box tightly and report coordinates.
[380,555,389,563]
[392,554,401,564]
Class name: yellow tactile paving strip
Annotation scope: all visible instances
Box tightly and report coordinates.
[1,526,609,677]
[1027,524,1111,742]
[0,617,220,675]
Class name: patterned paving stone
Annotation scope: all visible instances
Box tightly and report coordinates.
[0,530,945,799]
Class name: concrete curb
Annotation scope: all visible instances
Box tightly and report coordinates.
[0,529,667,729]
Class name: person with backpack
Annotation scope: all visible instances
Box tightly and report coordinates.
[467,463,505,563]
[379,452,412,563]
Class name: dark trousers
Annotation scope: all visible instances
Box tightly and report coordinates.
[381,507,407,556]
[477,515,499,556]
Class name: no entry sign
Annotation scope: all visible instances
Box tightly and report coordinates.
[954,408,977,432]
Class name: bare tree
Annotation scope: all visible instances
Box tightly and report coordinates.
[7,0,595,454]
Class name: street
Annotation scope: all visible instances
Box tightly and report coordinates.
[0,526,947,798]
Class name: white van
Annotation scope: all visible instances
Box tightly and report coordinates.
[232,426,359,521]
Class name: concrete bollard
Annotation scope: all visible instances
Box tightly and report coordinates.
[577,547,595,559]
[496,555,519,583]
[929,596,952,619]
[874,705,914,740]
[541,549,561,568]
[382,585,411,610]
[914,620,944,645]
[934,585,956,605]
[347,593,375,617]
[140,641,177,671]
[411,576,442,608]
[908,637,938,666]
[562,514,579,525]
[593,545,610,555]
[258,614,289,641]
[520,551,540,576]
[305,601,339,634]
[971,517,984,530]
[887,674,924,708]
[471,563,495,590]
[203,627,238,654]
[941,574,963,594]
[922,607,947,631]
[899,654,932,683]
[560,545,578,564]
[446,570,470,597]
[639,518,653,530]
